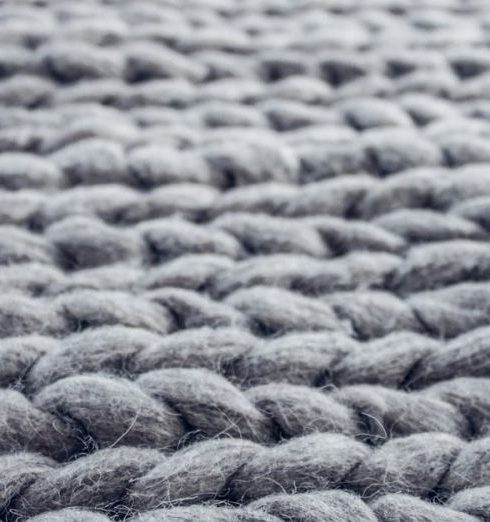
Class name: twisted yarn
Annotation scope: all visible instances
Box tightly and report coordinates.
[0,0,490,520]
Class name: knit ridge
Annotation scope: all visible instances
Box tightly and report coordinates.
[0,0,490,520]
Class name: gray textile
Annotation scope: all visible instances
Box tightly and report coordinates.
[0,0,489,520]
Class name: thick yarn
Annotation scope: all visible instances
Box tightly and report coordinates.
[0,0,490,520]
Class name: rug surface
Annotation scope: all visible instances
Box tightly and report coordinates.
[1,0,490,520]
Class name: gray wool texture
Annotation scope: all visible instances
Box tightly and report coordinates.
[0,0,489,521]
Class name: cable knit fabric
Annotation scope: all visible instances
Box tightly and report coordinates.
[1,0,490,520]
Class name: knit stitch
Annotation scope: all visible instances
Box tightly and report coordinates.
[0,0,490,520]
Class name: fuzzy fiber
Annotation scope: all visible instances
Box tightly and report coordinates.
[0,0,490,520]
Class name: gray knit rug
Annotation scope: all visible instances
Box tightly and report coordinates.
[1,0,490,520]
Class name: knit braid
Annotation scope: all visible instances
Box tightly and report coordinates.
[1,0,490,520]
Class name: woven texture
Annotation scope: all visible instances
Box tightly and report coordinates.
[1,0,490,520]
